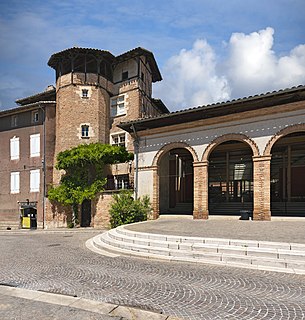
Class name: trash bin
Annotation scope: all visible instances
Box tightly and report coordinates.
[240,210,251,220]
[21,210,31,229]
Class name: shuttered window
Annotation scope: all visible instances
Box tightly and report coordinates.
[30,134,40,157]
[10,136,20,160]
[10,172,20,194]
[30,169,40,192]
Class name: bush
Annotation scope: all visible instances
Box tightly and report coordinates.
[109,190,150,228]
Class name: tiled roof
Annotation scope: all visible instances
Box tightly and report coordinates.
[48,47,115,68]
[119,85,305,132]
[15,86,56,105]
[48,46,162,82]
[115,47,162,82]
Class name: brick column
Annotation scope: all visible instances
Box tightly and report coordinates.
[151,166,159,219]
[193,161,209,219]
[253,156,271,221]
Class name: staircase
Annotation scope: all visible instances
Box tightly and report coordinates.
[0,212,20,230]
[88,225,305,274]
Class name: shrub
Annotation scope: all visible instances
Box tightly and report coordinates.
[109,190,150,228]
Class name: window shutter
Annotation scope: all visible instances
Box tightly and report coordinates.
[10,172,20,194]
[30,169,40,192]
[10,137,20,160]
[30,134,40,157]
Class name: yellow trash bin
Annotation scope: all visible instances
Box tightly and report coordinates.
[22,216,31,229]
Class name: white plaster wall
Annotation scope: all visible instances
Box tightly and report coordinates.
[138,109,305,168]
[137,170,154,199]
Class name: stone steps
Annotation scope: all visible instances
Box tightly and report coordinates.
[0,221,20,230]
[90,225,305,274]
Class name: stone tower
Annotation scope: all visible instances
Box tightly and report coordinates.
[48,48,115,158]
[47,47,168,227]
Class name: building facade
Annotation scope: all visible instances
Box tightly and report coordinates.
[0,47,168,229]
[120,86,305,220]
[1,46,304,230]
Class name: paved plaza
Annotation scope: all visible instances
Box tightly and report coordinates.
[1,226,305,319]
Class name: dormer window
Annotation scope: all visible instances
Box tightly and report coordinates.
[81,125,89,138]
[11,115,17,127]
[122,71,128,81]
[32,111,39,123]
[82,89,89,98]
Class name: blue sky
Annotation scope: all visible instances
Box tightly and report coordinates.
[0,0,304,111]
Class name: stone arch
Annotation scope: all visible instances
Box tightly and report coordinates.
[152,142,199,166]
[201,133,260,162]
[264,123,305,156]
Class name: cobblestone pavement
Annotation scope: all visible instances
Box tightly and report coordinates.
[1,230,305,320]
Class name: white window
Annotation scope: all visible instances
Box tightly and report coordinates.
[10,136,20,160]
[30,134,40,157]
[10,172,20,194]
[30,169,40,192]
[110,95,126,117]
[111,133,126,147]
[81,125,90,138]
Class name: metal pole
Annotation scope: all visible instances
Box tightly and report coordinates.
[131,124,139,200]
[39,105,46,229]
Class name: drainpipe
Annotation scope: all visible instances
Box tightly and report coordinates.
[131,124,139,200]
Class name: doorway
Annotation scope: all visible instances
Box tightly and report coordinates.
[81,199,91,227]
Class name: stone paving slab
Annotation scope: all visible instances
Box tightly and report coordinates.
[0,285,179,320]
[125,216,305,243]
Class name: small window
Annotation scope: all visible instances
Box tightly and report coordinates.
[32,111,39,123]
[110,95,126,117]
[81,125,89,138]
[141,72,145,81]
[10,172,20,194]
[122,71,128,81]
[11,115,17,127]
[30,169,40,192]
[111,133,126,147]
[82,89,89,98]
[30,133,40,157]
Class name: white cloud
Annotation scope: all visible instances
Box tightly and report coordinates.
[154,39,231,110]
[225,27,305,97]
[155,27,305,111]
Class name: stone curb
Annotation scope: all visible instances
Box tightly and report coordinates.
[0,228,107,235]
[0,285,181,320]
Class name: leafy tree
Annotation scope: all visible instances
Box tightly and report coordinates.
[109,190,151,228]
[48,143,133,226]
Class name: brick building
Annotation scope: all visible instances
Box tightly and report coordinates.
[0,47,169,229]
[120,86,305,220]
[1,46,304,230]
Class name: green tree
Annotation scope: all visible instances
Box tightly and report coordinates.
[48,143,133,227]
[109,190,151,228]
